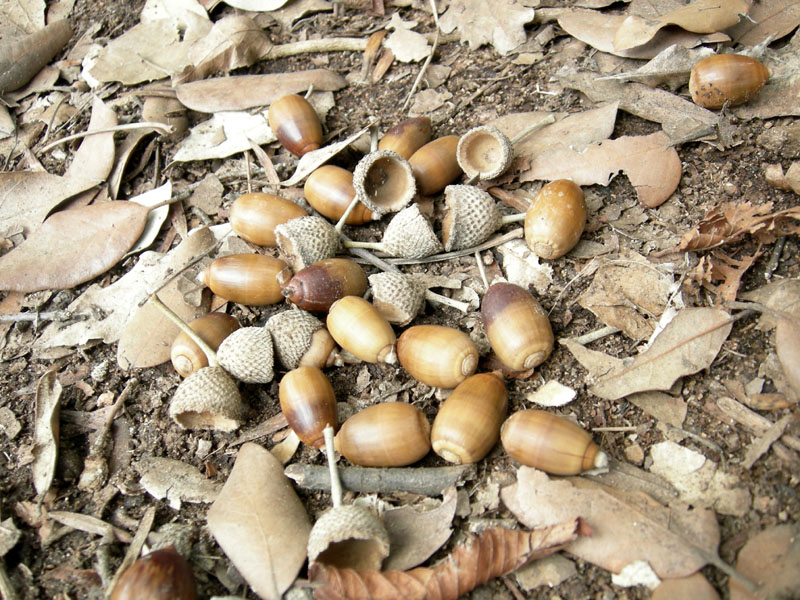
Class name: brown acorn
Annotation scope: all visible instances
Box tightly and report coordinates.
[266,309,342,370]
[268,94,323,157]
[352,150,416,215]
[523,179,586,260]
[688,54,769,110]
[200,254,287,306]
[304,165,379,225]
[279,366,337,448]
[408,136,462,196]
[326,296,397,364]
[229,193,307,247]
[110,546,197,600]
[170,313,240,377]
[274,215,340,271]
[280,258,368,312]
[397,324,478,389]
[378,116,432,159]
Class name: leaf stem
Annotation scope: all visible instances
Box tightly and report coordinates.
[39,122,174,154]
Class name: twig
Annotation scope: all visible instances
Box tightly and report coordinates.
[561,325,620,346]
[39,122,174,154]
[261,38,369,61]
[764,236,786,279]
[387,228,524,265]
[474,250,489,291]
[0,310,89,324]
[400,0,440,112]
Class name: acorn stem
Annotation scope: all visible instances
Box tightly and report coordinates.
[334,195,364,233]
[424,290,469,313]
[500,213,525,225]
[509,114,555,146]
[342,239,385,252]
[474,250,490,291]
[148,294,219,367]
[323,424,343,508]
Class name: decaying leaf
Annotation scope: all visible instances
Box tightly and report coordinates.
[310,520,581,600]
[520,131,681,208]
[501,467,720,578]
[207,443,311,600]
[136,455,221,510]
[126,181,171,256]
[496,238,553,295]
[775,317,800,398]
[596,44,714,90]
[729,523,800,600]
[384,12,430,63]
[439,0,535,56]
[32,370,61,498]
[687,250,761,304]
[740,279,800,328]
[729,0,800,46]
[221,0,289,10]
[590,308,733,400]
[0,19,72,93]
[64,96,117,182]
[0,202,149,293]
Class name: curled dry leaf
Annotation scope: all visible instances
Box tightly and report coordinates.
[0,20,72,93]
[309,519,581,600]
[0,201,149,293]
[32,370,61,498]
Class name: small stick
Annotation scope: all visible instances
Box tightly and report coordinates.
[764,236,786,279]
[39,122,174,154]
[261,38,369,61]
[388,228,524,265]
[400,0,440,112]
[508,114,556,146]
[562,325,621,346]
[323,425,343,508]
[475,250,489,291]
[245,150,253,194]
[105,506,157,598]
[148,294,218,367]
[0,310,88,324]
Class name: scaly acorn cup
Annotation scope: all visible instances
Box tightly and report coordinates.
[274,215,341,271]
[266,309,341,370]
[441,185,524,251]
[343,203,442,259]
[369,271,426,326]
[216,326,274,384]
[352,149,416,215]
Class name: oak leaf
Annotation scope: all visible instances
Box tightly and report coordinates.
[439,0,535,56]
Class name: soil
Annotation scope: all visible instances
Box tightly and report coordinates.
[1,1,798,599]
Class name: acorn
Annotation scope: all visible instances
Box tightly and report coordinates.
[378,116,432,159]
[523,179,586,260]
[481,282,554,371]
[274,215,340,271]
[268,94,323,157]
[408,135,462,196]
[279,258,368,312]
[110,546,197,600]
[431,372,508,464]
[326,296,397,364]
[369,271,426,326]
[352,150,416,215]
[169,366,244,432]
[397,324,478,389]
[688,54,769,110]
[343,203,442,259]
[501,409,608,475]
[266,309,341,370]
[229,193,308,247]
[279,366,337,448]
[200,254,287,306]
[304,165,379,225]
[441,185,524,251]
[170,313,240,377]
[216,326,274,384]
[335,402,431,467]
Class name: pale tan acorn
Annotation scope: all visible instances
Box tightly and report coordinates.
[327,296,397,364]
[216,326,274,384]
[274,215,340,271]
[442,185,522,251]
[368,271,425,326]
[169,366,244,432]
[352,150,416,215]
[344,204,441,259]
[397,324,478,389]
[266,309,341,370]
[456,125,514,181]
[170,313,240,377]
[307,504,390,571]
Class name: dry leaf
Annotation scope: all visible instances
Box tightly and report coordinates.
[384,12,430,62]
[690,250,761,304]
[174,69,347,112]
[590,307,732,400]
[733,33,800,120]
[126,181,172,256]
[776,317,800,398]
[221,0,289,10]
[613,0,750,51]
[501,467,720,578]
[108,130,155,200]
[652,572,721,600]
[596,44,715,90]
[0,202,149,293]
[729,524,800,600]
[382,486,457,571]
[32,370,61,498]
[0,0,45,35]
[136,456,221,510]
[64,96,117,182]
[520,131,681,208]
[740,279,800,328]
[207,443,311,600]
[527,380,577,407]
[310,520,581,600]
[0,19,72,93]
[0,518,21,557]
[729,0,800,46]
[496,238,553,294]
[439,0,535,56]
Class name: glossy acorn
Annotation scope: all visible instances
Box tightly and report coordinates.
[408,135,463,196]
[397,324,479,389]
[170,313,240,377]
[431,372,508,465]
[304,165,379,225]
[335,402,431,467]
[501,409,608,475]
[110,546,197,600]
[200,254,287,306]
[279,258,368,312]
[523,179,586,260]
[378,116,432,159]
[689,54,769,110]
[326,296,397,364]
[481,282,554,371]
[268,94,323,157]
[279,366,337,448]
[229,193,307,247]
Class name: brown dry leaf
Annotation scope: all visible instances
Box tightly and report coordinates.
[309,520,581,600]
[613,0,750,51]
[775,317,800,398]
[596,44,715,90]
[590,307,733,400]
[64,96,117,182]
[439,0,535,56]
[501,467,720,578]
[0,19,72,93]
[174,69,347,112]
[207,442,311,600]
[698,250,761,304]
[729,0,800,46]
[729,523,800,600]
[740,279,800,328]
[221,0,289,10]
[520,131,681,208]
[32,369,61,498]
[0,202,149,293]
[136,456,221,510]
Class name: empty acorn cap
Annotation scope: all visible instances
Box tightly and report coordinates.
[275,215,340,271]
[169,366,244,432]
[457,125,514,181]
[216,326,274,384]
[381,204,442,259]
[266,309,339,370]
[352,150,416,215]
[307,504,390,571]
[441,185,502,251]
[369,271,425,326]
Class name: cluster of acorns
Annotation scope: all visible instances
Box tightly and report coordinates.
[165,93,606,480]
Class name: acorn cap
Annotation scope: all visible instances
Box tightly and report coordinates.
[369,271,425,326]
[275,215,340,271]
[169,366,244,432]
[266,309,333,370]
[380,204,442,259]
[352,150,416,215]
[441,185,502,251]
[307,504,390,571]
[217,326,274,384]
[457,125,514,181]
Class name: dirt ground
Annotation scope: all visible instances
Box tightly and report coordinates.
[1,1,798,599]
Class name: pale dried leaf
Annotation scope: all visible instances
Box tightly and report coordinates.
[136,455,222,510]
[521,131,681,208]
[597,44,714,89]
[729,0,800,46]
[0,518,21,557]
[64,96,118,182]
[126,182,172,256]
[409,88,453,115]
[514,554,577,591]
[269,0,332,30]
[729,524,800,600]
[0,19,71,93]
[140,0,208,25]
[221,0,289,10]
[734,34,800,120]
[270,429,300,464]
[440,0,535,56]
[590,308,733,400]
[385,12,430,62]
[32,370,61,498]
[496,238,553,295]
[652,573,721,600]
[527,380,576,407]
[0,202,149,293]
[0,0,45,35]
[501,467,719,578]
[776,317,800,398]
[207,443,311,600]
[740,279,800,328]
[612,561,661,589]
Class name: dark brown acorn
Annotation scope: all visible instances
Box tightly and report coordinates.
[408,136,462,196]
[200,254,287,306]
[229,193,307,247]
[304,165,379,225]
[378,116,432,159]
[268,94,323,157]
[170,312,240,377]
[279,258,368,312]
[110,546,197,600]
[279,366,337,448]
